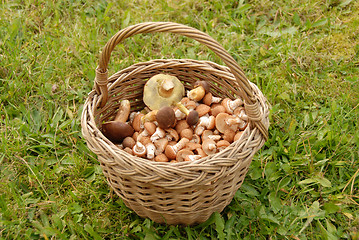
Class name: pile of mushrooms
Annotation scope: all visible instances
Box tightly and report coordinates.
[101,74,248,163]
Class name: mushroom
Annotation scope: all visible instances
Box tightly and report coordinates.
[180,128,193,140]
[154,138,168,155]
[226,115,248,131]
[187,81,210,102]
[202,139,217,156]
[176,149,194,162]
[202,130,221,142]
[175,119,190,135]
[142,110,158,123]
[184,154,202,161]
[234,131,244,142]
[144,122,157,135]
[132,113,144,132]
[150,127,166,142]
[164,138,190,160]
[217,140,230,151]
[132,142,147,157]
[194,115,215,136]
[175,102,199,126]
[184,142,202,151]
[195,104,211,117]
[156,106,176,129]
[210,104,226,117]
[154,153,169,162]
[165,128,179,142]
[102,100,134,143]
[223,129,236,143]
[122,136,136,149]
[215,112,238,134]
[203,93,221,106]
[143,74,185,110]
[221,98,243,114]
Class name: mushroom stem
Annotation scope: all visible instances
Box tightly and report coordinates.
[114,100,131,122]
[158,78,175,98]
[141,110,158,123]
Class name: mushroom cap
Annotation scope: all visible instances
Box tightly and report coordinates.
[175,119,190,134]
[144,122,157,135]
[164,145,177,160]
[102,122,134,143]
[202,139,217,156]
[210,104,226,117]
[180,128,193,140]
[154,154,169,162]
[196,104,211,117]
[132,113,144,132]
[202,92,213,106]
[143,74,185,110]
[215,112,237,134]
[156,106,176,129]
[122,136,136,149]
[176,149,194,162]
[186,110,199,126]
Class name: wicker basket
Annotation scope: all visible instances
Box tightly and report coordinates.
[81,22,269,225]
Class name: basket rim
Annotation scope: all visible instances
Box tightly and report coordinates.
[81,58,269,170]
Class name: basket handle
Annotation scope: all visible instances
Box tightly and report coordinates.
[95,22,268,139]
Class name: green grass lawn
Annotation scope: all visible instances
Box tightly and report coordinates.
[1,0,358,239]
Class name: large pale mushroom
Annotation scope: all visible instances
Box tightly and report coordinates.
[143,74,185,110]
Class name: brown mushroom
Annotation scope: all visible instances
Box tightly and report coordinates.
[234,131,244,142]
[215,112,238,134]
[195,104,211,117]
[221,98,244,114]
[194,115,216,135]
[154,138,168,155]
[122,136,136,149]
[180,128,193,140]
[165,128,179,142]
[217,140,230,151]
[102,100,134,143]
[154,153,169,162]
[164,138,190,160]
[132,142,146,157]
[132,113,144,132]
[175,119,190,135]
[156,106,176,129]
[203,93,222,106]
[184,142,202,151]
[144,122,157,135]
[202,139,217,156]
[184,154,202,161]
[150,127,166,142]
[176,149,194,162]
[210,104,226,117]
[175,102,199,126]
[143,74,185,110]
[223,129,236,143]
[202,130,221,142]
[187,81,210,102]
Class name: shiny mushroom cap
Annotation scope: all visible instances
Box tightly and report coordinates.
[143,74,185,110]
[156,106,176,129]
[102,122,134,143]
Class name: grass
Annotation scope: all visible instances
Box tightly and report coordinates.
[0,0,358,239]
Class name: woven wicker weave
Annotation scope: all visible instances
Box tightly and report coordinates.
[81,22,270,225]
